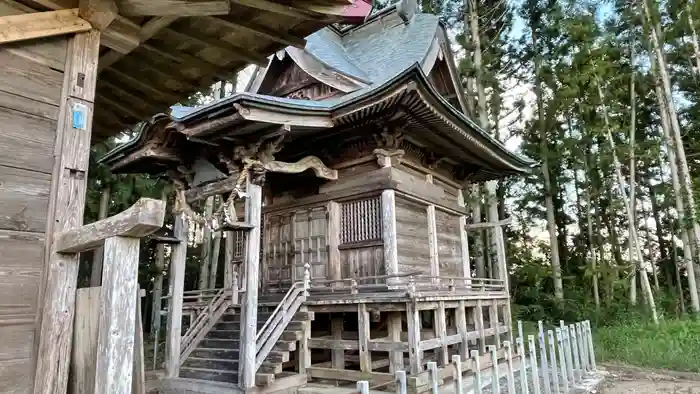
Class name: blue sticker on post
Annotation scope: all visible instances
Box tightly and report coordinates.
[72,102,88,130]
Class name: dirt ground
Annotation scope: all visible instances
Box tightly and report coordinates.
[599,365,700,394]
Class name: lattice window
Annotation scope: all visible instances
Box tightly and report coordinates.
[340,197,381,244]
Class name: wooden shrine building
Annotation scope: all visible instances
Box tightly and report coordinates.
[0,0,372,393]
[99,2,535,393]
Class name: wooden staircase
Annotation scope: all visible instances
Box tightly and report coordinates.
[179,294,313,388]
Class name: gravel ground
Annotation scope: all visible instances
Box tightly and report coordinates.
[599,365,700,394]
[479,358,601,394]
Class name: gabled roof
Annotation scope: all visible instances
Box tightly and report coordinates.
[100,64,535,181]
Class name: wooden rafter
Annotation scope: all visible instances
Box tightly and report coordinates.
[0,8,91,44]
[128,52,200,92]
[97,91,150,120]
[163,26,268,66]
[212,16,306,49]
[98,16,178,71]
[140,42,234,81]
[79,0,117,30]
[98,80,161,114]
[105,67,176,100]
[118,0,230,16]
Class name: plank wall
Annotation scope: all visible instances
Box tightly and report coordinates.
[0,35,67,393]
[395,196,431,276]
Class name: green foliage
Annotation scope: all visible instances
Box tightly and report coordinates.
[595,318,700,372]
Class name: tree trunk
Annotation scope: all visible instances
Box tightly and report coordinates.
[628,56,638,305]
[643,0,700,308]
[90,186,111,287]
[596,81,658,323]
[686,2,700,77]
[532,29,564,299]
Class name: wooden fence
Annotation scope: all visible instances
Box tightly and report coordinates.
[357,320,597,394]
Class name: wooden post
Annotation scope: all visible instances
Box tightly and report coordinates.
[576,323,587,372]
[585,321,596,371]
[406,301,422,373]
[560,322,574,385]
[504,341,516,394]
[151,242,166,337]
[395,370,407,394]
[70,287,101,394]
[427,361,439,394]
[471,350,482,394]
[516,337,529,394]
[475,300,486,353]
[569,325,580,382]
[239,178,263,389]
[358,303,371,372]
[427,205,439,282]
[457,189,471,278]
[209,205,222,288]
[435,302,448,364]
[489,301,500,348]
[388,311,404,372]
[89,186,111,286]
[328,201,342,285]
[452,355,463,394]
[537,321,551,394]
[94,236,140,394]
[165,214,188,377]
[547,330,560,394]
[556,328,569,393]
[490,346,500,394]
[357,380,370,394]
[528,335,541,394]
[381,190,399,284]
[199,196,215,289]
[34,29,100,394]
[331,315,345,368]
[133,288,147,394]
[456,301,468,360]
[224,231,234,288]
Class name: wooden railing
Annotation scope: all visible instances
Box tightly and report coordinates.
[308,272,507,296]
[255,264,311,370]
[179,288,232,364]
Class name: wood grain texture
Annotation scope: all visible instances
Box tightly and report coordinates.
[165,215,187,378]
[381,190,399,280]
[239,181,262,389]
[0,106,57,174]
[0,324,34,361]
[395,196,430,277]
[34,29,99,394]
[94,236,139,394]
[0,165,51,232]
[339,244,384,280]
[0,9,91,45]
[0,358,32,393]
[0,89,59,120]
[70,287,100,394]
[119,0,230,16]
[0,46,64,106]
[435,209,462,278]
[4,36,68,72]
[55,197,165,253]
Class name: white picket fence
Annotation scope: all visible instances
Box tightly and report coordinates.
[356,320,597,394]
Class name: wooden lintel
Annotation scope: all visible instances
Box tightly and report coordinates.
[185,176,239,203]
[464,217,512,231]
[0,9,91,45]
[79,0,118,30]
[234,103,334,127]
[55,198,166,253]
[119,0,230,16]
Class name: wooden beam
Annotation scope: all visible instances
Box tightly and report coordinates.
[55,198,165,253]
[79,0,117,30]
[97,16,177,71]
[381,190,399,285]
[140,42,234,81]
[0,9,91,44]
[34,29,100,394]
[94,236,140,394]
[213,16,306,49]
[99,79,163,112]
[230,0,341,21]
[105,66,177,100]
[464,217,512,231]
[119,0,229,16]
[164,27,268,66]
[97,92,149,120]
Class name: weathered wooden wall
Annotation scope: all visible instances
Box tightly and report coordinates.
[395,196,431,277]
[0,31,67,393]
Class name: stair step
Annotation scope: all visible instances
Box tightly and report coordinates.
[207,329,241,339]
[183,356,238,370]
[267,351,290,363]
[215,320,305,333]
[180,367,237,384]
[190,347,238,360]
[199,338,296,352]
[258,362,283,374]
[224,311,314,323]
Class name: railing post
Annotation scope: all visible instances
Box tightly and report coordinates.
[303,263,311,296]
[232,271,239,304]
[94,236,140,394]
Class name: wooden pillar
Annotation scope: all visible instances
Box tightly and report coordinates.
[427,205,439,281]
[165,215,188,377]
[358,303,371,372]
[381,190,399,283]
[331,315,344,369]
[34,29,100,394]
[328,201,341,284]
[457,189,471,279]
[456,301,468,360]
[151,242,165,337]
[89,186,111,286]
[475,300,486,353]
[224,231,235,288]
[435,302,448,364]
[490,300,501,348]
[406,301,422,373]
[239,178,263,389]
[94,236,140,393]
[199,196,215,289]
[388,311,404,372]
